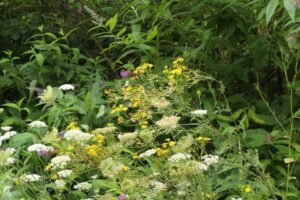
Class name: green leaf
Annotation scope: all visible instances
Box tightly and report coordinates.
[245,129,268,147]
[106,14,118,31]
[284,0,296,22]
[266,0,279,25]
[10,132,38,147]
[96,105,105,118]
[147,25,158,41]
[35,53,44,66]
[2,102,20,111]
[116,27,127,37]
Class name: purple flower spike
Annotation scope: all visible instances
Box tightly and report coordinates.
[118,194,127,200]
[120,70,132,78]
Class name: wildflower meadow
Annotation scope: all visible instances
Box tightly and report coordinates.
[0,1,300,200]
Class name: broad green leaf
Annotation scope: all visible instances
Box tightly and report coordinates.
[266,0,279,25]
[245,129,268,147]
[10,132,38,147]
[147,25,158,41]
[284,0,296,22]
[2,102,19,110]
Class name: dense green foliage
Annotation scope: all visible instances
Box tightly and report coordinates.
[0,0,300,199]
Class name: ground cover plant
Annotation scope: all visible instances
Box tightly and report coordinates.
[0,0,300,200]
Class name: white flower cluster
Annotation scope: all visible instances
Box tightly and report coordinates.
[27,144,54,153]
[23,174,41,182]
[74,182,92,191]
[150,97,170,109]
[4,148,16,166]
[150,181,167,193]
[0,131,17,145]
[51,155,71,170]
[64,130,93,142]
[191,109,207,117]
[140,149,156,158]
[57,169,73,178]
[55,179,66,188]
[195,161,209,171]
[231,198,242,200]
[28,120,48,128]
[155,116,180,130]
[118,132,138,143]
[59,84,75,91]
[94,126,116,134]
[168,153,192,163]
[202,154,219,166]
[1,126,12,131]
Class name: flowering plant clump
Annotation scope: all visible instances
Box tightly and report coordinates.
[0,58,278,200]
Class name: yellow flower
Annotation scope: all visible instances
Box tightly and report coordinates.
[94,134,105,144]
[50,173,58,180]
[165,138,171,142]
[123,166,130,172]
[244,185,251,193]
[45,163,52,171]
[173,57,184,65]
[162,143,168,148]
[107,123,114,127]
[67,145,74,151]
[196,137,212,142]
[118,116,124,124]
[169,141,176,147]
[111,104,128,114]
[132,154,140,159]
[133,63,153,74]
[155,148,169,157]
[66,122,80,130]
[86,145,99,157]
[140,120,148,129]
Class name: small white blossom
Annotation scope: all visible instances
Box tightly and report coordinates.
[284,157,295,164]
[196,162,208,171]
[57,169,73,178]
[59,84,75,91]
[23,174,41,182]
[55,179,66,188]
[168,153,192,163]
[140,149,156,158]
[191,109,207,116]
[231,198,242,200]
[51,155,71,170]
[28,120,48,128]
[1,126,12,131]
[74,182,92,191]
[155,116,180,130]
[150,181,167,193]
[64,130,93,142]
[5,148,16,155]
[94,126,116,134]
[0,131,17,141]
[6,157,16,165]
[202,154,219,166]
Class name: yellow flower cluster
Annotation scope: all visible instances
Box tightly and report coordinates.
[86,144,101,157]
[122,84,145,108]
[111,104,128,114]
[163,57,187,81]
[66,122,80,130]
[133,63,153,74]
[156,138,176,157]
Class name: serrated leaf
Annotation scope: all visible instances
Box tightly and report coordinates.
[266,0,279,25]
[35,53,44,66]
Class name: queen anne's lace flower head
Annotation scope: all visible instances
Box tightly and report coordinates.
[59,84,75,91]
[140,149,156,158]
[202,154,219,166]
[23,174,41,182]
[1,126,12,131]
[191,109,207,117]
[168,153,192,163]
[27,144,54,155]
[55,180,66,188]
[155,116,180,130]
[50,155,71,170]
[73,182,92,191]
[28,120,48,128]
[57,169,73,178]
[64,130,93,142]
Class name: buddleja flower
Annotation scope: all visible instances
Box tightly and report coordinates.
[155,116,180,130]
[59,84,75,91]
